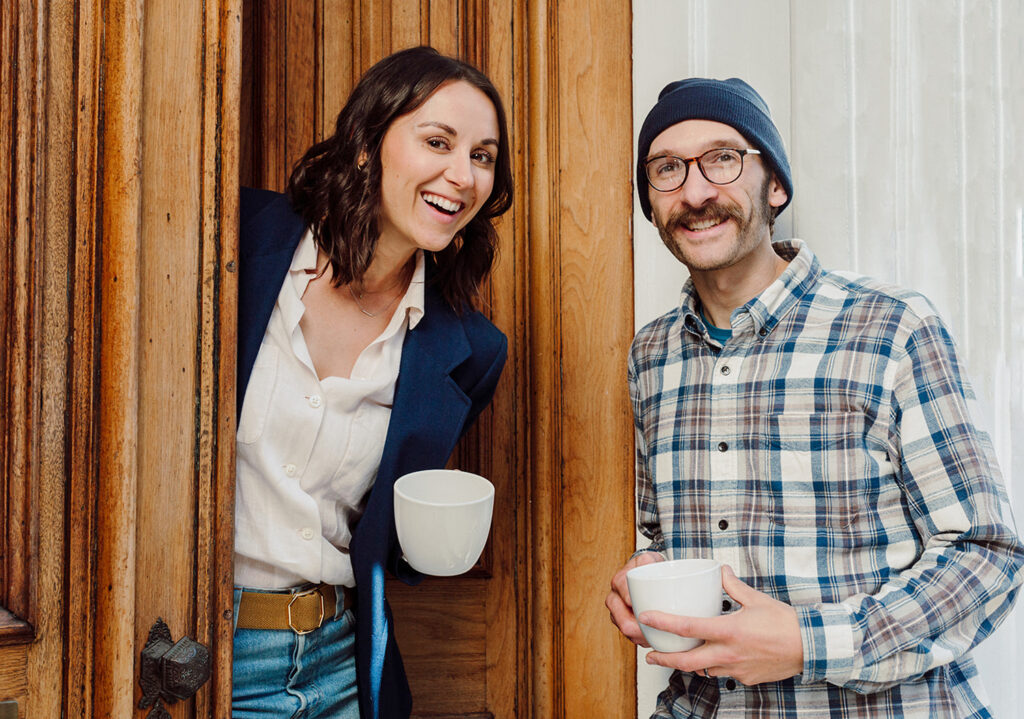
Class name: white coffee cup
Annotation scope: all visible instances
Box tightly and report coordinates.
[393,469,495,576]
[626,558,723,652]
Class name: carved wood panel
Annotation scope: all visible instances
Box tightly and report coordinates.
[0,0,239,717]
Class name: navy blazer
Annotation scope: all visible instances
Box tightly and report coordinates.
[237,188,507,719]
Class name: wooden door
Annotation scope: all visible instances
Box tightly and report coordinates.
[0,0,239,716]
[241,1,637,717]
[1,0,638,716]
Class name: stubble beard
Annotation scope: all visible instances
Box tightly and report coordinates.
[655,178,772,272]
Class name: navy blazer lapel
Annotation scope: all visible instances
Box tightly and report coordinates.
[382,288,473,481]
[349,283,474,719]
[237,190,307,416]
[350,282,474,569]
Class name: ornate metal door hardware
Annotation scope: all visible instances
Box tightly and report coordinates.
[138,618,211,718]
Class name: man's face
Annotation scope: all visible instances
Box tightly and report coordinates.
[646,119,788,272]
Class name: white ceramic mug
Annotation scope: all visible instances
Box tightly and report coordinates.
[626,558,723,652]
[393,469,495,576]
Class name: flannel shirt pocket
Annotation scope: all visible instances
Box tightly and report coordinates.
[759,411,875,531]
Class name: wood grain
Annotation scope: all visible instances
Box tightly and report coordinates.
[391,580,487,713]
[0,1,239,717]
[201,3,242,716]
[2,0,41,630]
[554,1,636,715]
[63,0,103,714]
[93,0,144,712]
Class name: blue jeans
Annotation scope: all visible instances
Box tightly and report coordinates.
[232,587,359,718]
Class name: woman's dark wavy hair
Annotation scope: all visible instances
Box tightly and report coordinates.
[287,46,513,313]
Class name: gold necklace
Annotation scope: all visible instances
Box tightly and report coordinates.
[344,256,415,318]
[347,283,401,318]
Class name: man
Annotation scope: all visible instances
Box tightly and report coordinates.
[605,77,1023,718]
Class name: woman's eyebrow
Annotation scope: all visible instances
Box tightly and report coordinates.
[418,121,498,147]
[418,120,456,134]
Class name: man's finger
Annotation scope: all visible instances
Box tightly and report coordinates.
[636,610,727,643]
[614,551,664,607]
[606,591,650,646]
[645,640,715,666]
[720,564,757,605]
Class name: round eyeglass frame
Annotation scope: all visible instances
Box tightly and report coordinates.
[644,147,761,193]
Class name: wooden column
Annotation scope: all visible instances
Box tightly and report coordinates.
[526,0,637,716]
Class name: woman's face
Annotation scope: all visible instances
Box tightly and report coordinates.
[375,80,500,259]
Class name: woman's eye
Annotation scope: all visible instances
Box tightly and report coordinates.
[426,137,451,150]
[472,150,496,165]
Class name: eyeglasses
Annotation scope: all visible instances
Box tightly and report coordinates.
[644,147,761,192]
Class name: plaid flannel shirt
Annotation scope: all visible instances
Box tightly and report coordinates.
[630,239,1023,718]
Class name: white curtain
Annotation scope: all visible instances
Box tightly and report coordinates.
[631,0,1024,715]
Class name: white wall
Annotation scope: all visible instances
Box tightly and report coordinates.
[631,0,1024,715]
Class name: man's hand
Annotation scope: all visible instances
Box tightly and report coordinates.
[605,551,664,645]
[639,565,804,686]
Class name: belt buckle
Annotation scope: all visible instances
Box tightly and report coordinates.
[287,586,325,635]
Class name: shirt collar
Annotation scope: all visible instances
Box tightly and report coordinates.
[278,229,319,334]
[397,250,426,330]
[678,238,822,342]
[285,231,427,331]
[293,228,319,270]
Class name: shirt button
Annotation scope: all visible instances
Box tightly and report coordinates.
[308,395,322,408]
[284,463,297,477]
[299,528,315,540]
[718,519,729,531]
[758,327,768,337]
[717,441,728,452]
[725,679,737,690]
[722,599,732,612]
[720,365,731,375]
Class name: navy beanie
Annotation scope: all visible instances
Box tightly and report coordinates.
[636,77,793,221]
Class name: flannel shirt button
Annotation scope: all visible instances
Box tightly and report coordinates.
[725,679,737,690]
[718,519,729,531]
[758,327,768,337]
[720,365,731,375]
[717,441,728,452]
[722,599,732,612]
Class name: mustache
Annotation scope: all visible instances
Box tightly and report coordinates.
[663,202,745,233]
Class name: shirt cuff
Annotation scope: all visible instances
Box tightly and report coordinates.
[796,603,858,685]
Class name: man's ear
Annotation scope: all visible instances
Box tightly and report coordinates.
[767,174,788,209]
[649,207,663,229]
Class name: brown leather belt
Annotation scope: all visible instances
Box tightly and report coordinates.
[236,584,354,634]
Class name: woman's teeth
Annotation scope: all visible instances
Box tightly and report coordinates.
[423,193,463,214]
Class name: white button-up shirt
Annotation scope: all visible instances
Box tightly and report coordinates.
[234,231,425,589]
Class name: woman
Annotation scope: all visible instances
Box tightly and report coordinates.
[233,46,512,718]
